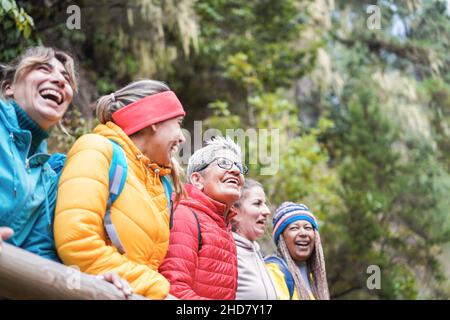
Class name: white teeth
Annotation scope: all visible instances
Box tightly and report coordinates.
[40,89,62,104]
[225,177,239,185]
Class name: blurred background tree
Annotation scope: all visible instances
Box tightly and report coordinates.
[1,0,449,299]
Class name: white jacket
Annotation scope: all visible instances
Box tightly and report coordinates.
[234,232,278,300]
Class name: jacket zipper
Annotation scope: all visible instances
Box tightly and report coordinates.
[9,133,31,219]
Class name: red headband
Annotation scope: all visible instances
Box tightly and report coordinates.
[111,91,186,135]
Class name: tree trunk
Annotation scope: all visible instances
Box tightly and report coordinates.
[0,243,147,300]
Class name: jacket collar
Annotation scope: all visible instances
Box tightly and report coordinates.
[181,184,237,226]
[1,99,22,132]
[94,121,171,177]
[233,232,260,252]
[0,99,49,156]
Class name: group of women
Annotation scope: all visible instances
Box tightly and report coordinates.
[0,46,329,300]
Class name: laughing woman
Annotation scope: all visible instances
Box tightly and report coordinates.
[232,179,277,300]
[54,79,186,299]
[265,202,330,300]
[0,46,77,261]
[0,46,138,298]
[159,136,245,300]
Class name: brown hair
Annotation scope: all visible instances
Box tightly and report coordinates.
[232,179,266,232]
[95,79,186,204]
[234,179,264,209]
[0,46,78,98]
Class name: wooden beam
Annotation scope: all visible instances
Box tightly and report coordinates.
[0,242,147,300]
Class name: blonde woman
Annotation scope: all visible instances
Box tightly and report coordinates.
[232,179,277,300]
[54,80,186,299]
[0,46,132,297]
[265,202,330,300]
[0,46,76,260]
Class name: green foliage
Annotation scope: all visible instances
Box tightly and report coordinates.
[0,0,37,63]
[381,264,418,300]
[196,0,316,91]
[47,109,94,154]
[205,100,242,130]
[0,0,34,38]
[323,66,450,298]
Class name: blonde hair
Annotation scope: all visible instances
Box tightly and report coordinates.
[95,79,186,204]
[95,80,169,124]
[234,179,263,209]
[232,179,265,232]
[0,46,78,98]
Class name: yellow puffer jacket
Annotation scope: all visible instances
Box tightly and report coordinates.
[54,121,171,299]
[266,262,315,300]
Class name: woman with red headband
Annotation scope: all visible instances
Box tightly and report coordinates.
[54,80,186,299]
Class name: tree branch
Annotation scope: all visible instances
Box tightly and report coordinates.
[331,285,364,299]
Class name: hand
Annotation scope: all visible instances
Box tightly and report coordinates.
[0,227,14,254]
[97,272,133,299]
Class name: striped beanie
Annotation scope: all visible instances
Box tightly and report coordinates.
[272,202,318,245]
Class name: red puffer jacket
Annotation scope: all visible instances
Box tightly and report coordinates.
[159,184,238,300]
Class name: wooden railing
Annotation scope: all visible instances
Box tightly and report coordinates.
[0,243,149,300]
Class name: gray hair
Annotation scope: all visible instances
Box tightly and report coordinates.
[187,136,243,182]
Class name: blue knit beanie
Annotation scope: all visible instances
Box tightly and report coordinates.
[272,202,318,245]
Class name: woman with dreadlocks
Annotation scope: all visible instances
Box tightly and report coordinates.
[265,202,330,300]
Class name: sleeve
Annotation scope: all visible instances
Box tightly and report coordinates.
[13,163,60,262]
[20,203,60,262]
[159,206,208,300]
[265,262,298,300]
[53,134,169,300]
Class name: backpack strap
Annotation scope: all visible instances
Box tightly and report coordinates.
[189,208,202,252]
[169,207,203,252]
[265,255,295,299]
[104,140,128,254]
[161,175,173,215]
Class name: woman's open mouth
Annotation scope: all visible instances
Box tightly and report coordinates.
[39,89,63,105]
[223,177,240,189]
[256,218,266,227]
[295,240,311,248]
